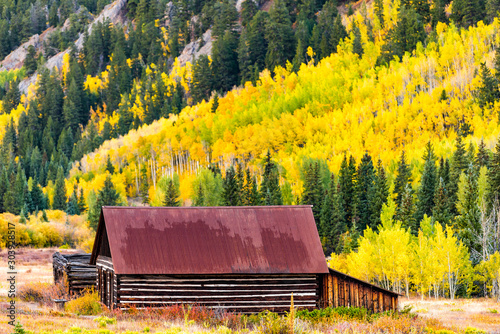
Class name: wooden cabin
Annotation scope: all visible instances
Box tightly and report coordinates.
[90,206,399,313]
[53,252,97,294]
[320,269,399,312]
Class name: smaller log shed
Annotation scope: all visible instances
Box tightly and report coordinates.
[53,252,97,294]
[90,206,399,313]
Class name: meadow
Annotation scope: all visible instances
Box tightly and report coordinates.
[1,248,499,334]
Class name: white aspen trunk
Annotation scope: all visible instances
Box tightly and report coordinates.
[136,161,140,196]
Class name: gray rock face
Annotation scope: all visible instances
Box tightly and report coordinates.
[3,0,218,94]
[1,0,128,93]
[177,30,213,68]
[0,30,49,71]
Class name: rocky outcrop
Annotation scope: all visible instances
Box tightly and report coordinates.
[2,0,129,93]
[74,0,128,49]
[177,29,213,68]
[0,27,56,71]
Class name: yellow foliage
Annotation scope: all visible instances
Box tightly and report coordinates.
[62,52,71,84]
[0,210,92,249]
[70,19,500,202]
[85,75,104,94]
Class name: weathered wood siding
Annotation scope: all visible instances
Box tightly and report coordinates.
[96,256,115,308]
[319,270,399,312]
[53,252,97,294]
[108,274,319,312]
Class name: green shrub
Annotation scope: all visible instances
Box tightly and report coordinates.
[464,327,487,334]
[296,306,369,323]
[94,316,116,327]
[255,311,288,334]
[11,322,27,334]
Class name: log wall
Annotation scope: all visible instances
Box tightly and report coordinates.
[319,269,399,312]
[96,256,115,308]
[53,252,97,294]
[94,261,319,313]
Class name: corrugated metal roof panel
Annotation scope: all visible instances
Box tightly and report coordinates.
[92,206,329,275]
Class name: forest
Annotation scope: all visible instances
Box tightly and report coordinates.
[1,0,500,300]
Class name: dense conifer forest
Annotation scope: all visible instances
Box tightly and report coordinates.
[2,0,500,298]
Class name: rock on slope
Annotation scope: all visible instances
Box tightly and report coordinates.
[1,0,128,93]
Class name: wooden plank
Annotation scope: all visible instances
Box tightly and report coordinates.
[117,296,317,303]
[379,291,383,312]
[119,275,316,282]
[118,283,318,290]
[118,291,316,298]
[119,288,317,295]
[118,279,318,285]
[333,275,338,307]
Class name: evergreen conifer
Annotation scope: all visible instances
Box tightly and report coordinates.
[415,142,438,222]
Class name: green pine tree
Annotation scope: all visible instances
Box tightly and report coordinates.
[53,167,67,210]
[260,151,283,205]
[352,23,364,57]
[0,168,8,213]
[105,155,115,174]
[432,177,452,226]
[78,188,87,213]
[222,165,241,206]
[30,182,46,212]
[2,80,21,114]
[431,0,448,28]
[163,179,181,206]
[449,135,468,215]
[301,161,324,224]
[191,55,214,104]
[398,184,417,233]
[338,154,356,229]
[476,138,490,168]
[415,142,438,222]
[331,14,347,54]
[381,6,426,62]
[241,0,258,27]
[394,150,412,210]
[193,182,205,206]
[140,165,149,204]
[488,137,500,202]
[242,168,260,205]
[320,174,335,251]
[456,165,481,261]
[374,0,384,26]
[89,175,121,230]
[24,45,38,76]
[212,30,240,93]
[478,62,499,108]
[66,186,80,215]
[355,153,374,230]
[369,159,389,227]
[265,0,295,71]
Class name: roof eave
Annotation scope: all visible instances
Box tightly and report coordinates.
[89,209,105,265]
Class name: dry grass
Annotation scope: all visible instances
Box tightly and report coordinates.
[0,247,81,297]
[400,297,500,333]
[0,248,497,334]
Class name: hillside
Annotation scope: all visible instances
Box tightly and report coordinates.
[76,18,499,200]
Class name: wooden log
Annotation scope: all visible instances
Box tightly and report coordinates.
[119,284,318,291]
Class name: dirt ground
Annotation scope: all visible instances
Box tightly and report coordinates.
[400,296,500,333]
[0,248,82,296]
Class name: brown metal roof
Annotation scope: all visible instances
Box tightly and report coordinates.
[90,206,329,275]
